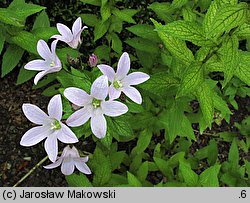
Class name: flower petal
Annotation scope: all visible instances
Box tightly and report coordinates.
[97,65,115,82]
[90,114,107,139]
[61,160,75,175]
[51,40,58,56]
[64,87,91,107]
[75,160,91,174]
[72,17,82,36]
[122,72,150,86]
[122,86,142,104]
[45,133,58,162]
[37,40,52,61]
[90,75,108,100]
[116,52,130,80]
[20,126,49,146]
[22,103,49,125]
[44,158,62,169]
[57,123,79,143]
[48,94,62,120]
[56,23,73,42]
[102,101,128,117]
[34,68,60,85]
[66,107,91,127]
[24,59,49,71]
[109,84,121,100]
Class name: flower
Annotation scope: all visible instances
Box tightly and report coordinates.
[64,75,128,138]
[51,17,87,49]
[44,145,91,176]
[20,94,78,162]
[89,54,98,67]
[24,40,61,85]
[97,52,150,104]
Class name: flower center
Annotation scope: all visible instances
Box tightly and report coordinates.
[50,61,55,67]
[113,80,122,89]
[92,98,101,108]
[51,119,61,130]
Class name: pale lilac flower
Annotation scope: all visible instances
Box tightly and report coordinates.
[44,145,91,176]
[51,17,87,49]
[64,75,128,138]
[89,54,98,67]
[97,52,150,104]
[20,94,78,162]
[24,40,61,85]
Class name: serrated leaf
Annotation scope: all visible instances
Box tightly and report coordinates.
[148,2,173,23]
[182,7,197,22]
[159,20,213,46]
[179,159,199,186]
[66,173,92,187]
[235,51,250,86]
[228,139,239,169]
[100,0,111,22]
[32,10,50,30]
[94,20,109,41]
[136,129,152,154]
[112,8,138,24]
[100,131,112,149]
[235,23,250,39]
[127,171,142,187]
[110,32,122,53]
[1,45,24,77]
[171,0,188,9]
[152,19,194,66]
[177,62,204,97]
[199,165,221,186]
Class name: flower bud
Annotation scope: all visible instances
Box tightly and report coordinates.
[89,54,98,67]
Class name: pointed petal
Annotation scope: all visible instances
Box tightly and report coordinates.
[57,123,78,143]
[102,101,128,117]
[22,104,49,125]
[123,72,150,86]
[72,17,82,36]
[64,87,91,107]
[45,134,58,162]
[97,65,115,82]
[123,86,142,104]
[116,52,130,80]
[66,107,91,127]
[51,40,58,56]
[44,158,62,169]
[109,84,121,100]
[34,68,60,85]
[75,160,91,174]
[48,94,62,120]
[37,40,52,61]
[90,114,107,138]
[24,59,49,71]
[56,23,73,42]
[90,75,108,100]
[61,160,75,175]
[51,34,68,42]
[20,126,49,146]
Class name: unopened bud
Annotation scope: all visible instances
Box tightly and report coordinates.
[89,54,98,67]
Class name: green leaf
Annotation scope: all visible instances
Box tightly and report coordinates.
[57,48,80,65]
[0,28,5,55]
[171,0,188,9]
[152,19,194,66]
[137,161,148,182]
[79,14,99,27]
[235,23,250,39]
[32,27,58,41]
[126,102,144,113]
[181,7,197,22]
[0,9,24,27]
[1,45,24,77]
[179,159,199,186]
[177,62,204,97]
[112,8,138,24]
[80,0,101,6]
[32,10,50,30]
[159,20,213,46]
[148,2,173,23]
[100,131,112,150]
[228,139,239,169]
[136,129,152,154]
[94,20,109,41]
[127,171,142,187]
[127,24,160,42]
[207,140,218,166]
[139,71,179,97]
[16,67,36,85]
[196,81,214,127]
[235,51,250,86]
[100,0,111,22]
[66,173,92,187]
[204,2,248,38]
[110,151,126,171]
[199,165,221,187]
[10,31,39,55]
[110,32,122,53]
[154,157,172,178]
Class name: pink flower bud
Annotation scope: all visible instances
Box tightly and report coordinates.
[89,54,98,67]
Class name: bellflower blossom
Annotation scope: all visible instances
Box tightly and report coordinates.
[20,94,78,162]
[64,75,128,138]
[44,145,91,176]
[51,17,87,49]
[97,52,150,104]
[24,40,61,85]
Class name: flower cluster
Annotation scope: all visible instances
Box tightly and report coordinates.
[21,17,149,176]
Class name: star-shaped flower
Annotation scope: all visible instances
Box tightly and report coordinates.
[20,94,78,162]
[64,75,128,138]
[51,17,87,49]
[24,40,61,85]
[44,145,91,176]
[97,52,150,104]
